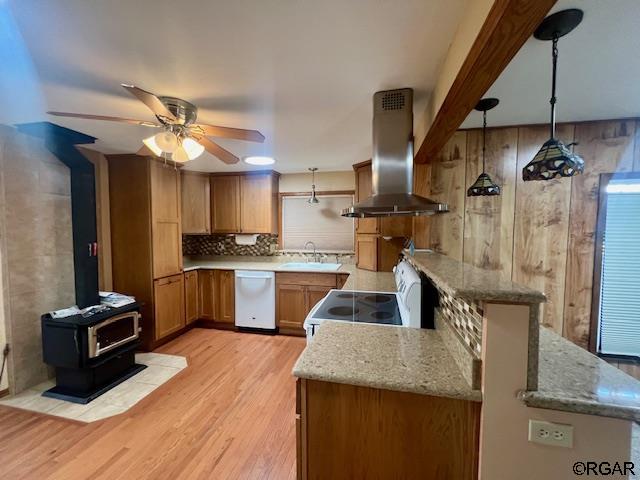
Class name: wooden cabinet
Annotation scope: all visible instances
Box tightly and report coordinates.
[109,154,184,348]
[276,273,337,335]
[356,234,405,272]
[153,274,185,340]
[215,270,235,325]
[184,270,199,324]
[211,175,241,233]
[297,379,481,479]
[210,172,279,234]
[353,160,410,271]
[181,172,211,234]
[198,270,216,320]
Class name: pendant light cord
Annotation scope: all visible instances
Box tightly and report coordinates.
[482,110,487,172]
[550,34,559,140]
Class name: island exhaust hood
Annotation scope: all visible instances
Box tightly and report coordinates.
[342,88,448,218]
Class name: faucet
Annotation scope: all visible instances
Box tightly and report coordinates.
[304,241,319,263]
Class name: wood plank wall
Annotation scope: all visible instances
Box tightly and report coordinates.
[416,118,640,352]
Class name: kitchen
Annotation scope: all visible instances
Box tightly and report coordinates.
[0,1,639,479]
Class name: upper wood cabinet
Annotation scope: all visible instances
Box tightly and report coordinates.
[210,172,279,234]
[355,162,378,235]
[181,173,211,234]
[211,175,241,233]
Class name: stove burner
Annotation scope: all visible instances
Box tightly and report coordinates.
[370,311,394,320]
[364,294,393,304]
[336,293,356,299]
[328,306,358,317]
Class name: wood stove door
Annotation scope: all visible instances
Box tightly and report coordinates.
[88,312,140,358]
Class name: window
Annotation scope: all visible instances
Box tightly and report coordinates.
[281,194,355,251]
[594,174,640,357]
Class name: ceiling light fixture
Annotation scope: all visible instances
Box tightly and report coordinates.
[244,156,275,166]
[467,98,501,197]
[523,9,584,181]
[308,167,319,204]
[142,135,163,157]
[154,130,178,153]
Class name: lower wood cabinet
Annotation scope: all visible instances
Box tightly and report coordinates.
[184,270,199,324]
[198,270,216,320]
[297,378,481,479]
[215,270,235,325]
[154,273,185,341]
[276,273,337,335]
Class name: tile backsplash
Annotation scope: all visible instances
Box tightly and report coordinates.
[183,234,278,256]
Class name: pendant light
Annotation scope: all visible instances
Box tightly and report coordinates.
[308,167,319,204]
[523,9,584,181]
[467,98,501,196]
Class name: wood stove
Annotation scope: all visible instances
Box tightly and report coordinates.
[41,303,146,404]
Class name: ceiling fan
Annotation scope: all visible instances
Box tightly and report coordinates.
[48,84,265,164]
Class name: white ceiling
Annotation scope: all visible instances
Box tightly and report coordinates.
[2,0,466,173]
[461,0,640,129]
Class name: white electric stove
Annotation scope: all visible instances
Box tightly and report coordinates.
[303,259,422,342]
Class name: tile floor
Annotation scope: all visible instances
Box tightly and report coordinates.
[0,352,187,422]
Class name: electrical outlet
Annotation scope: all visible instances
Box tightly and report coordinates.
[528,420,573,448]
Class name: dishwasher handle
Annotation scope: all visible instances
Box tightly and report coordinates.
[235,271,274,280]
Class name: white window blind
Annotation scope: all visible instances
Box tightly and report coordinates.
[598,179,640,356]
[281,195,354,251]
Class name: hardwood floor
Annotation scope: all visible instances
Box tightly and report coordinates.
[0,328,305,480]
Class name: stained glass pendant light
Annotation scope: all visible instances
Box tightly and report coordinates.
[467,98,501,197]
[308,167,319,204]
[523,9,584,181]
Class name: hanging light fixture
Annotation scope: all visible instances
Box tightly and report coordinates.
[308,167,319,204]
[523,9,584,181]
[467,98,501,196]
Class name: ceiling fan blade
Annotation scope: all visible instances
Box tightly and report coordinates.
[197,137,240,164]
[121,84,176,121]
[47,111,160,127]
[192,124,265,143]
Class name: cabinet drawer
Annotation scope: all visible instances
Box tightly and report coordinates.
[276,272,337,287]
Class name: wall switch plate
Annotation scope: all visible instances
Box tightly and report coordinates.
[528,420,573,448]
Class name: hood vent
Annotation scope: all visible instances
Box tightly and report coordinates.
[342,88,448,218]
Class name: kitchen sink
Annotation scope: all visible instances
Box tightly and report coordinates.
[279,262,342,271]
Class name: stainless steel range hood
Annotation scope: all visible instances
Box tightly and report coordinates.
[342,88,448,218]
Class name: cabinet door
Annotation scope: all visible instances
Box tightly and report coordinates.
[151,161,182,278]
[240,173,275,233]
[211,175,241,233]
[379,216,412,237]
[181,173,211,234]
[154,274,185,340]
[215,270,235,324]
[276,284,307,331]
[377,237,405,272]
[184,270,199,324]
[355,164,378,234]
[306,285,332,314]
[356,234,377,271]
[198,270,216,320]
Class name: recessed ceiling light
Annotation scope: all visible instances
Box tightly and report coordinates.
[244,156,275,166]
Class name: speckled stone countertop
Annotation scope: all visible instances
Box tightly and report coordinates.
[520,328,640,422]
[183,256,397,292]
[293,321,482,402]
[404,251,546,304]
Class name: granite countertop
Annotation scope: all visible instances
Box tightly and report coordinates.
[520,328,640,422]
[183,257,397,292]
[292,321,482,402]
[404,251,546,304]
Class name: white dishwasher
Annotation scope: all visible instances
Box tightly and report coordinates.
[234,270,276,331]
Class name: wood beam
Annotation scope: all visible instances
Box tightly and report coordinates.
[415,0,557,164]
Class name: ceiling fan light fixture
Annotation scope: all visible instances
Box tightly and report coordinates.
[182,137,205,160]
[172,146,190,163]
[154,130,178,153]
[142,135,163,156]
[244,156,275,166]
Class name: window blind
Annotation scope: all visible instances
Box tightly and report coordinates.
[598,185,640,356]
[281,195,354,251]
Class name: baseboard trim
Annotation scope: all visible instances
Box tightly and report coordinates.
[0,388,9,399]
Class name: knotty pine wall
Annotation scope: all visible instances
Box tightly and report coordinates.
[414,118,640,357]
